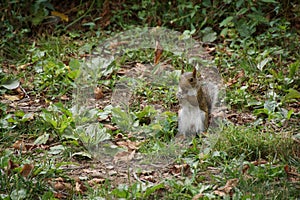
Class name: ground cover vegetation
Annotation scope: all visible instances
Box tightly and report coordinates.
[1,0,299,199]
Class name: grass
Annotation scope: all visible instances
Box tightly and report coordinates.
[1,1,300,199]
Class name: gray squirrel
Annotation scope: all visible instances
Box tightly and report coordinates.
[177,67,219,136]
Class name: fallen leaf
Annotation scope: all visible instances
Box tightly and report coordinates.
[217,178,238,194]
[116,140,140,150]
[3,94,23,101]
[75,181,87,194]
[1,79,20,90]
[13,140,27,151]
[7,159,19,174]
[251,159,268,165]
[113,150,135,163]
[60,95,69,100]
[54,192,66,199]
[109,41,129,50]
[54,181,65,190]
[214,190,226,197]
[104,124,118,131]
[51,11,69,22]
[115,133,124,139]
[154,41,163,64]
[18,63,32,70]
[242,164,250,174]
[192,193,204,200]
[88,178,106,186]
[140,175,155,183]
[170,163,191,176]
[94,87,104,99]
[20,164,34,177]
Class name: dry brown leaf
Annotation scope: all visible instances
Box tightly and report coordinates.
[75,181,85,194]
[94,87,104,99]
[53,179,72,192]
[3,94,23,101]
[8,159,19,169]
[236,70,245,79]
[140,175,155,183]
[251,159,268,165]
[60,95,70,101]
[109,41,129,50]
[20,164,34,177]
[242,164,250,174]
[18,63,32,70]
[154,41,163,64]
[55,177,64,182]
[116,140,140,150]
[170,163,190,175]
[115,133,124,139]
[113,150,135,163]
[82,169,102,177]
[217,178,238,194]
[54,182,65,190]
[7,159,19,174]
[104,124,118,131]
[88,178,105,186]
[205,46,216,53]
[12,140,27,151]
[54,192,66,199]
[192,193,204,200]
[214,190,226,197]
[51,11,69,22]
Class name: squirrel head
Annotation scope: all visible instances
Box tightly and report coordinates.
[179,68,198,91]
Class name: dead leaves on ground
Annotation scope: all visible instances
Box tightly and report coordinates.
[5,159,34,178]
[12,140,50,153]
[214,178,239,197]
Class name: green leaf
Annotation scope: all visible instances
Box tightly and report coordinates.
[257,58,271,71]
[201,27,217,42]
[10,188,27,200]
[261,0,278,3]
[285,89,300,101]
[49,145,65,155]
[202,32,217,42]
[288,60,299,78]
[144,183,165,198]
[1,79,20,90]
[34,133,50,145]
[72,151,92,159]
[220,16,234,27]
[286,109,294,120]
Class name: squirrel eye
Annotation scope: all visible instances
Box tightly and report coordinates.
[189,78,194,82]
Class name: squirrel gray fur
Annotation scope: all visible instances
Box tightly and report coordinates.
[177,67,218,136]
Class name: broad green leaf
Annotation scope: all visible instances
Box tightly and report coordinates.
[201,27,217,42]
[202,32,217,42]
[286,109,294,120]
[144,183,165,197]
[10,188,27,200]
[34,133,50,145]
[257,58,271,71]
[288,60,299,78]
[72,151,92,159]
[220,16,234,27]
[237,7,248,15]
[49,145,65,155]
[285,89,300,100]
[1,79,20,90]
[264,100,277,112]
[261,0,278,3]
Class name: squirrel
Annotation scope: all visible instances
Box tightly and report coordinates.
[177,67,216,136]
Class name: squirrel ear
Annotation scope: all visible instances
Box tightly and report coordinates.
[192,68,197,78]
